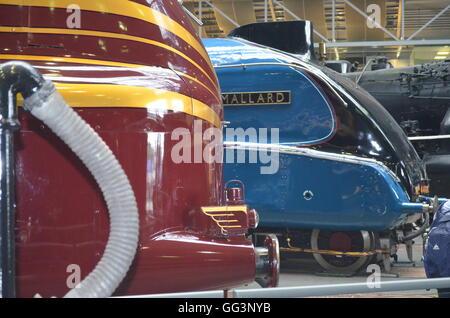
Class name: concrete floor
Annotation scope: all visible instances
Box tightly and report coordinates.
[239,237,438,298]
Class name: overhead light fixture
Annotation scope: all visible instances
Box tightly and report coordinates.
[437,51,449,55]
[434,55,447,59]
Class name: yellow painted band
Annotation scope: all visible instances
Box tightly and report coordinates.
[0,26,218,91]
[192,98,222,128]
[201,206,248,213]
[0,54,219,99]
[0,0,213,69]
[216,220,239,223]
[17,83,222,128]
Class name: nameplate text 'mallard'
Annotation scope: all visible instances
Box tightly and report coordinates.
[222,91,291,106]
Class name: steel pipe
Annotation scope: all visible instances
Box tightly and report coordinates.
[0,62,46,298]
[122,277,450,298]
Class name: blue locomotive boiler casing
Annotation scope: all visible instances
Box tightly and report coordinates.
[203,23,430,234]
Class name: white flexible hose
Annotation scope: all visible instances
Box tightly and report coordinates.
[24,81,140,298]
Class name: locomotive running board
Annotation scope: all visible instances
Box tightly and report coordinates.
[280,237,391,258]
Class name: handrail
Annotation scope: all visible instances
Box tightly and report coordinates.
[355,58,376,84]
[118,276,450,298]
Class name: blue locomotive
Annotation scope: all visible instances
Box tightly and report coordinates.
[203,21,439,273]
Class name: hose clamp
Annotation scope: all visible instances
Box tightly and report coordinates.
[23,80,56,112]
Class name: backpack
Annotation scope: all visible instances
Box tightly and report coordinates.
[424,200,450,278]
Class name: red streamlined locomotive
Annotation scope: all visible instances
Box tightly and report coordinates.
[0,0,278,297]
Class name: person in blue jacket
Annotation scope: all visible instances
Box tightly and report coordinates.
[424,200,450,298]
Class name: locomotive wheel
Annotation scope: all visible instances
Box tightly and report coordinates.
[310,229,375,274]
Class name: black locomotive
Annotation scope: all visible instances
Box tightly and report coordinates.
[344,60,450,197]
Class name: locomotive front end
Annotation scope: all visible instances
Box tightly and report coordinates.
[204,21,435,274]
[0,0,278,298]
